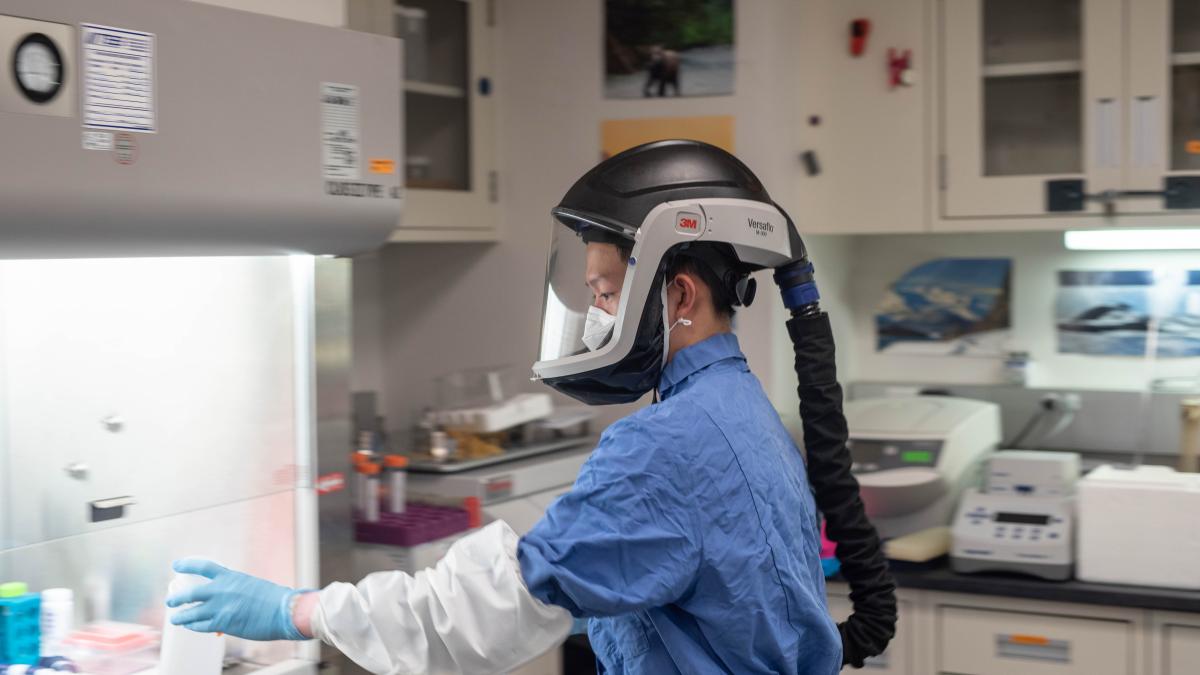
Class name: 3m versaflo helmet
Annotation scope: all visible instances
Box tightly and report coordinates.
[531,140,806,405]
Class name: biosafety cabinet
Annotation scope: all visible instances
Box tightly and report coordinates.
[0,1,401,673]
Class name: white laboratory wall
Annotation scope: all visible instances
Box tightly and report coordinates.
[767,234,857,432]
[846,231,1200,391]
[185,0,345,26]
[361,0,835,434]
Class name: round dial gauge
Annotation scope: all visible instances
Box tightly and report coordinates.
[12,33,64,104]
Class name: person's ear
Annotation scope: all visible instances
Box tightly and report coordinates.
[674,273,699,318]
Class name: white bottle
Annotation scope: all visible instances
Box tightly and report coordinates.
[160,572,225,675]
[39,588,74,657]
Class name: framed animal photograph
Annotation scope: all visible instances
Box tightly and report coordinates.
[604,0,735,99]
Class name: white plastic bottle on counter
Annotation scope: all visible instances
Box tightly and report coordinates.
[160,572,225,675]
[39,588,74,657]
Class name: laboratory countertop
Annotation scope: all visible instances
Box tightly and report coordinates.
[832,561,1200,614]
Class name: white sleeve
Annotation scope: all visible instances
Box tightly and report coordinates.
[310,520,573,675]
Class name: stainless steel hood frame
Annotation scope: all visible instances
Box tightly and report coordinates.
[0,0,402,258]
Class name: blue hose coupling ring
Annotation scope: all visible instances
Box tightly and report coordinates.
[781,280,821,310]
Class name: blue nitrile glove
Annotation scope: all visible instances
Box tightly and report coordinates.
[165,558,309,641]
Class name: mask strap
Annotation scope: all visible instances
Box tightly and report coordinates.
[661,280,693,367]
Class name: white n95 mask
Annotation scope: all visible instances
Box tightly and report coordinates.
[582,305,617,351]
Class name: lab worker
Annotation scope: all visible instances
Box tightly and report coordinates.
[167,141,843,674]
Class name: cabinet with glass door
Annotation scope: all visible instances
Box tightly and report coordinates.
[349,0,498,241]
[939,0,1124,221]
[1122,0,1200,217]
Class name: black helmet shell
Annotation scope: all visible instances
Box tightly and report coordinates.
[553,140,774,234]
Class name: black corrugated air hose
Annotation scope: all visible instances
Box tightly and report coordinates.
[774,257,898,669]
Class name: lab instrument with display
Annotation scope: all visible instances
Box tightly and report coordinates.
[951,451,1080,580]
[846,397,1001,539]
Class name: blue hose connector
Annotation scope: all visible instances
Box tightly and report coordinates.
[781,281,821,310]
[773,261,821,311]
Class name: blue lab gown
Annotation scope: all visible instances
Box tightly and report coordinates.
[518,333,842,674]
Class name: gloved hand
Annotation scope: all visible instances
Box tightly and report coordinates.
[165,558,310,641]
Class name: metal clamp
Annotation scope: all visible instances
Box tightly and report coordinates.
[1047,177,1200,213]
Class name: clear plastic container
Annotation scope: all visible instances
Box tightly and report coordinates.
[384,455,409,514]
[159,574,224,675]
[361,464,382,523]
[434,366,515,410]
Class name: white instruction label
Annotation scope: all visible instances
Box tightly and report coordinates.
[82,130,114,151]
[81,24,156,133]
[322,83,360,180]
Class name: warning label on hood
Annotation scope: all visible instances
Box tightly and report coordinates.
[322,82,360,180]
[81,24,156,133]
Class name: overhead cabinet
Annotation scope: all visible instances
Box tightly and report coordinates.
[794,0,932,234]
[939,0,1200,223]
[1125,0,1200,214]
[349,0,499,241]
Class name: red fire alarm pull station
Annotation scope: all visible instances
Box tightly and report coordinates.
[850,19,871,56]
[889,48,915,88]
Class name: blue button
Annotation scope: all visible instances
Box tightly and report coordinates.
[1048,533,1059,539]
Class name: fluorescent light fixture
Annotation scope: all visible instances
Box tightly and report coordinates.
[1064,228,1200,250]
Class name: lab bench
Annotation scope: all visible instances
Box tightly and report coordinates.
[827,564,1200,674]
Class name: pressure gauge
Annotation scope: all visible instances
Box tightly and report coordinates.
[12,33,64,104]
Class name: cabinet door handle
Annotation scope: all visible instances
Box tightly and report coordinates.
[1045,177,1200,212]
[996,633,1070,663]
[1093,98,1119,169]
[1131,95,1162,169]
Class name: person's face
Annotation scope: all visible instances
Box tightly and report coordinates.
[585,242,627,316]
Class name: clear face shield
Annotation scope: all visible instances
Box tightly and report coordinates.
[537,221,637,364]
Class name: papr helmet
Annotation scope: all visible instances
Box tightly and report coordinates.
[531,140,806,405]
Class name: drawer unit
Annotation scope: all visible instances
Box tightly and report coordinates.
[937,605,1133,674]
[827,594,911,673]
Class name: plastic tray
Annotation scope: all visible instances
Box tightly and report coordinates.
[406,437,591,474]
[354,502,471,548]
[64,622,159,675]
